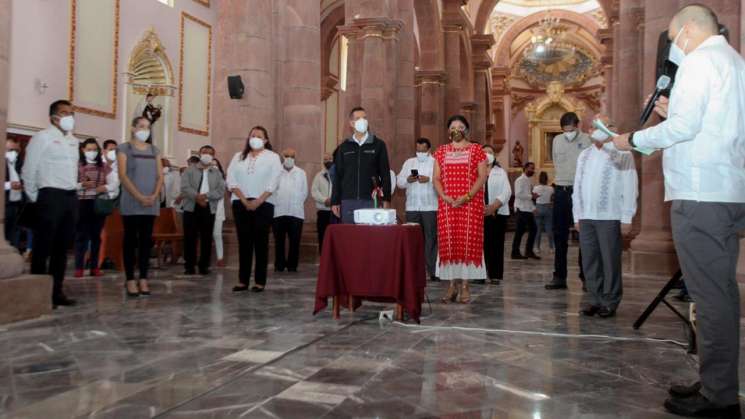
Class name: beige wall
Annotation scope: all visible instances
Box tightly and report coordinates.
[8,0,216,162]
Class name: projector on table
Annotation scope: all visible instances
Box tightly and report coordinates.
[354,209,397,225]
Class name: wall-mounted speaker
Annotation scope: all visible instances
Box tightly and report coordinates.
[227,75,244,99]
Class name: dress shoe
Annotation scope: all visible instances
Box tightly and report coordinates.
[251,286,265,293]
[580,305,601,316]
[526,253,541,260]
[232,284,249,293]
[74,269,84,278]
[184,269,196,275]
[545,282,567,290]
[669,382,702,399]
[489,278,501,285]
[472,279,486,285]
[274,267,285,273]
[511,254,528,260]
[598,307,616,318]
[430,275,440,282]
[199,268,210,276]
[674,292,694,303]
[664,393,741,418]
[288,268,298,273]
[52,295,77,308]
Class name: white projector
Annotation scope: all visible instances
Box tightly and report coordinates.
[353,209,397,225]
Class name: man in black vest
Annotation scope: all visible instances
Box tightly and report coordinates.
[4,137,24,251]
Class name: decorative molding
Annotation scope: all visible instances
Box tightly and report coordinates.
[415,70,448,87]
[338,18,403,42]
[68,0,120,119]
[178,12,212,137]
[126,29,177,97]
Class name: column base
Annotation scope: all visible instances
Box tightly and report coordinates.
[630,249,679,276]
[0,274,53,324]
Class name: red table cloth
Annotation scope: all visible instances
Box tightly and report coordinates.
[314,224,427,322]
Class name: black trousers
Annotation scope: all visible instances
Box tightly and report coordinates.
[74,199,107,270]
[4,202,21,250]
[484,214,508,280]
[552,187,584,283]
[183,205,215,272]
[122,215,155,281]
[316,210,331,253]
[273,216,303,271]
[31,188,78,299]
[233,200,273,286]
[512,210,537,256]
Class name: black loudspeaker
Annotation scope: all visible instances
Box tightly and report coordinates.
[227,75,244,99]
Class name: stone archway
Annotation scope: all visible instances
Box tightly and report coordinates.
[124,29,176,157]
[474,0,614,34]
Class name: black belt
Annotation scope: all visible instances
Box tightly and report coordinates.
[555,185,574,191]
[39,187,77,196]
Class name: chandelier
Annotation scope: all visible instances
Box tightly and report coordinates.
[523,13,576,65]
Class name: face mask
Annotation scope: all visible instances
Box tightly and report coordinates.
[449,129,465,142]
[668,26,688,66]
[57,115,75,132]
[200,154,213,165]
[354,118,368,134]
[323,161,333,170]
[416,152,429,162]
[134,130,150,142]
[162,167,170,175]
[249,137,265,150]
[486,154,495,165]
[5,150,18,162]
[564,131,577,141]
[84,150,98,162]
[590,129,610,142]
[106,150,116,162]
[283,157,295,169]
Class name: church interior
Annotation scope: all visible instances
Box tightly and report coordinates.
[1,0,745,418]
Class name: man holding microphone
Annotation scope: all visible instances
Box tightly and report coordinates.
[613,5,745,417]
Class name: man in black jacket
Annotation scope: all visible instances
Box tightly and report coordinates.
[331,107,392,224]
[4,137,24,250]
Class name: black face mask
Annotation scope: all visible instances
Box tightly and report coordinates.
[324,162,333,170]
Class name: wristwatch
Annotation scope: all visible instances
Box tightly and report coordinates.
[629,132,636,148]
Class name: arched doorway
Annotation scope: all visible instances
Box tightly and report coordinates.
[124,29,176,158]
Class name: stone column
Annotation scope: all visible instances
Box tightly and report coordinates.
[442,0,467,120]
[416,70,447,145]
[491,67,509,161]
[393,0,417,172]
[471,34,494,144]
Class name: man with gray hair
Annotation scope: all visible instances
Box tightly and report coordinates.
[613,4,745,417]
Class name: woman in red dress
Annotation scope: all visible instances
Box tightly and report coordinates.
[433,115,489,304]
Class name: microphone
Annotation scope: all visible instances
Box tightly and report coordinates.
[640,75,671,125]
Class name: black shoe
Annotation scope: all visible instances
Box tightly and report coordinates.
[511,254,528,260]
[580,305,601,316]
[545,282,567,290]
[472,279,486,285]
[673,292,694,303]
[251,286,265,293]
[489,279,501,285]
[274,267,285,273]
[664,393,741,418]
[526,253,541,260]
[598,307,616,318]
[669,382,702,399]
[124,281,140,298]
[52,295,77,308]
[430,275,440,282]
[199,269,210,276]
[232,284,249,293]
[287,268,298,273]
[184,269,196,275]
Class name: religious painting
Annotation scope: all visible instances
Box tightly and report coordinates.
[544,131,561,164]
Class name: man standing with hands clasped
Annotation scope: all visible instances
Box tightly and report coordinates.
[612,5,745,417]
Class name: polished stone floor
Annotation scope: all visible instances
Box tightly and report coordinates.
[0,245,740,419]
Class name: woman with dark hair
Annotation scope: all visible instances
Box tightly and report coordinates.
[212,157,227,267]
[482,144,511,285]
[226,126,282,293]
[74,138,113,278]
[117,116,164,297]
[433,115,489,303]
[533,171,554,254]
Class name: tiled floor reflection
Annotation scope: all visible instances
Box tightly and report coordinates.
[0,245,740,419]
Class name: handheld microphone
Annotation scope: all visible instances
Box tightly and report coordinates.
[640,75,671,126]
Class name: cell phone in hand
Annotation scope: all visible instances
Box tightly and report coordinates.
[411,169,419,177]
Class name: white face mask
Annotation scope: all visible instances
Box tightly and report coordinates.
[57,115,75,132]
[590,129,610,142]
[84,150,99,162]
[486,153,495,165]
[249,137,265,150]
[162,167,170,175]
[283,157,295,169]
[106,150,117,162]
[5,150,18,162]
[200,154,213,165]
[668,26,689,67]
[564,131,577,141]
[354,118,368,134]
[134,130,150,142]
[416,152,429,162]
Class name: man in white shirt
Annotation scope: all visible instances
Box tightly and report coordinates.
[22,100,79,308]
[161,158,181,208]
[397,138,438,281]
[574,130,637,319]
[483,145,511,284]
[273,148,308,272]
[547,112,592,290]
[311,153,333,253]
[511,162,539,260]
[102,140,120,200]
[4,137,24,251]
[612,6,745,417]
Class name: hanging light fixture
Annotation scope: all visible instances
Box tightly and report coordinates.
[523,11,575,65]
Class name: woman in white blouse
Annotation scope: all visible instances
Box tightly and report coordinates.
[226,126,282,293]
[482,145,511,284]
[533,171,554,254]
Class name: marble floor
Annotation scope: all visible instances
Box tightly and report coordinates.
[0,246,740,419]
